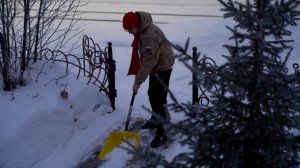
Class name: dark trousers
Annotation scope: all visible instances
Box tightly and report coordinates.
[148,69,172,136]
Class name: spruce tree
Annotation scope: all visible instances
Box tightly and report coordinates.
[130,0,300,167]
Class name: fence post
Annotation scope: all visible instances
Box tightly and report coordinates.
[82,36,86,76]
[192,47,198,104]
[107,42,117,110]
[82,35,87,77]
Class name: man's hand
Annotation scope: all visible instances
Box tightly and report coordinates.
[133,83,140,94]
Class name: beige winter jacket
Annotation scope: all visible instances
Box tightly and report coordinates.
[134,11,175,86]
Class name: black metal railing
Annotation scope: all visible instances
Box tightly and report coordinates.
[192,47,216,106]
[191,47,299,108]
[82,35,117,110]
[40,35,117,110]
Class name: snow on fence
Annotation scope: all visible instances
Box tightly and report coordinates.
[41,35,117,110]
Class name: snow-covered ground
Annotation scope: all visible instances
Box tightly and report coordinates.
[1,1,299,168]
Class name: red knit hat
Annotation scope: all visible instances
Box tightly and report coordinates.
[123,12,140,30]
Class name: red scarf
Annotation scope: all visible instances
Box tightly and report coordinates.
[128,32,142,75]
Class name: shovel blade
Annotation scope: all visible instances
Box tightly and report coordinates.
[98,130,140,160]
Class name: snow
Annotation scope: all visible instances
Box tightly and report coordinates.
[101,142,132,168]
[1,1,299,168]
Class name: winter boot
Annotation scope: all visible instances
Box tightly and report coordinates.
[150,134,168,148]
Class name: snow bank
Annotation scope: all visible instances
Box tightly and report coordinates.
[0,62,112,168]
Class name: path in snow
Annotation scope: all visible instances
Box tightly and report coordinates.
[74,115,180,168]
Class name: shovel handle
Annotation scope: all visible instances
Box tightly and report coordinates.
[125,92,136,131]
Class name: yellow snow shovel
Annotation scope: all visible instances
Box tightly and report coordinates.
[98,92,140,160]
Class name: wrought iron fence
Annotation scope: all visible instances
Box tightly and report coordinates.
[192,47,217,106]
[41,35,117,110]
[82,35,117,110]
[191,47,299,107]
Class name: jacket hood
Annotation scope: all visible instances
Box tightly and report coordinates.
[136,11,153,32]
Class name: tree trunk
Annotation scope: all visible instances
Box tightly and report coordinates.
[0,33,13,91]
[20,0,29,85]
[33,0,44,62]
